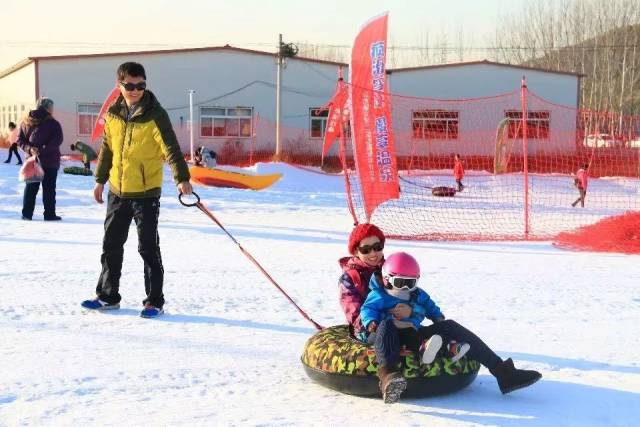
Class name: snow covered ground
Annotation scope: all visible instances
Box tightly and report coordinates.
[0,151,638,426]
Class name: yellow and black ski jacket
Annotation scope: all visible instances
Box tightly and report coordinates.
[95,90,190,198]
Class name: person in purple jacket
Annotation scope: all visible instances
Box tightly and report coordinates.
[18,97,63,221]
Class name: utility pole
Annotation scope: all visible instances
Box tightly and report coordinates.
[274,35,298,160]
[189,89,195,163]
[275,34,283,160]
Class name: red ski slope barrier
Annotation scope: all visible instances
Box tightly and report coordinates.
[554,211,640,254]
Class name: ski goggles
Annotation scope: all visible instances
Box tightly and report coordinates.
[385,275,418,290]
[357,242,384,255]
[120,81,147,91]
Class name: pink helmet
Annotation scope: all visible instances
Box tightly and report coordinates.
[382,252,420,279]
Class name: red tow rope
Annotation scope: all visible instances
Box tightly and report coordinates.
[180,192,324,331]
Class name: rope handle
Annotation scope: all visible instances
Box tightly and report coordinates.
[179,191,201,207]
[179,191,323,330]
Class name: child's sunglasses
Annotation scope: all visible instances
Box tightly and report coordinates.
[357,242,384,255]
[120,81,147,92]
[385,275,418,290]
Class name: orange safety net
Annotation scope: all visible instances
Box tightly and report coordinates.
[336,82,640,243]
[554,211,640,254]
[9,83,639,252]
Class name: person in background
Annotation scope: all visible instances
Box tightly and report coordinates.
[453,153,465,192]
[81,61,192,318]
[18,98,63,221]
[194,145,217,168]
[4,121,22,165]
[571,163,589,208]
[70,141,98,172]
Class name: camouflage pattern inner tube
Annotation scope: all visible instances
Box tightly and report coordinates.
[63,166,93,176]
[301,325,480,397]
[432,186,457,197]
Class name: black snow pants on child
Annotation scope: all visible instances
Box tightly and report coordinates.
[368,318,503,371]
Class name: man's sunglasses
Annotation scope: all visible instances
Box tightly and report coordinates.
[120,81,147,91]
[357,242,384,255]
[385,275,418,291]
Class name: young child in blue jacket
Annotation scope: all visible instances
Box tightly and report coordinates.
[361,251,542,404]
[361,251,458,366]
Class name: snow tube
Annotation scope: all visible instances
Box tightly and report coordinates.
[432,186,457,197]
[301,325,480,397]
[63,166,93,176]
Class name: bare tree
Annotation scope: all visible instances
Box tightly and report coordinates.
[492,0,640,117]
[294,0,640,120]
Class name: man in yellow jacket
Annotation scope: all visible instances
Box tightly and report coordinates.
[82,61,192,318]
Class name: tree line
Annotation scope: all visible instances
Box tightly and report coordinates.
[296,0,640,119]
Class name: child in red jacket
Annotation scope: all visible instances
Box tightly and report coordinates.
[453,154,465,192]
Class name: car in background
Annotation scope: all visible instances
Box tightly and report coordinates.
[583,133,625,148]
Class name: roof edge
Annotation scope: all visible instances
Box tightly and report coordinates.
[389,59,585,78]
[0,58,35,80]
[0,45,347,78]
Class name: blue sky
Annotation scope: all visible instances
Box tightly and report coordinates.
[1,0,529,71]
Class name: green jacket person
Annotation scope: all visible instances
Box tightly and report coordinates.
[70,141,98,170]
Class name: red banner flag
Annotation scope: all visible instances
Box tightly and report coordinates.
[322,82,349,159]
[349,12,399,220]
[91,86,121,143]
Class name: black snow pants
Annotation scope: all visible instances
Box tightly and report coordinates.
[96,191,165,308]
[368,318,503,371]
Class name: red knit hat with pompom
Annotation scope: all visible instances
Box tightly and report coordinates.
[348,223,385,254]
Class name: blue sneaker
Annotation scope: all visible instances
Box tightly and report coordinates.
[140,303,163,318]
[81,298,120,311]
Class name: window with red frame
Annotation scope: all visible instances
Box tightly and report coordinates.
[200,107,252,138]
[77,103,101,136]
[310,107,351,139]
[506,110,550,139]
[310,108,329,138]
[412,110,459,140]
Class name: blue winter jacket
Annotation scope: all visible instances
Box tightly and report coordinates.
[360,274,443,331]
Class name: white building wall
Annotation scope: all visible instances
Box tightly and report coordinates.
[388,63,580,155]
[0,63,36,132]
[2,53,579,158]
[35,49,342,156]
[388,63,578,105]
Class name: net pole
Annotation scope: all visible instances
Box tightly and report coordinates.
[521,77,530,239]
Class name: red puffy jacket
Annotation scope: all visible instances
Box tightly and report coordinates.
[338,256,382,337]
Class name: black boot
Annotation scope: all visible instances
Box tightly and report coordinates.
[490,358,541,394]
[377,365,407,404]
